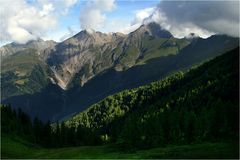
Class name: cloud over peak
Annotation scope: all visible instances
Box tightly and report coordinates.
[1,0,239,45]
[147,1,239,38]
[80,0,116,30]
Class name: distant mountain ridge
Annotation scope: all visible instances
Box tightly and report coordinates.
[1,22,239,121]
[0,39,56,58]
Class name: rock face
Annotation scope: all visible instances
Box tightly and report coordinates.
[0,22,175,90]
[45,30,126,89]
[1,22,238,92]
[44,22,175,89]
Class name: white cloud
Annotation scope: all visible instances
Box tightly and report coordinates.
[79,0,239,38]
[80,9,106,30]
[97,18,137,34]
[60,26,78,41]
[2,0,237,44]
[116,7,155,34]
[80,0,116,30]
[39,3,54,17]
[37,0,78,15]
[0,0,78,44]
[64,0,78,8]
[101,7,155,34]
[119,23,141,34]
[147,1,239,38]
[147,9,214,38]
[131,7,154,25]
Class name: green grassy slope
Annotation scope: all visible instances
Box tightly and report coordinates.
[115,35,190,70]
[1,49,52,100]
[0,49,62,121]
[2,134,238,159]
[137,37,189,64]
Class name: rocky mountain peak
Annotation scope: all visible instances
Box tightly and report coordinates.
[45,29,127,90]
[67,29,115,47]
[133,22,173,38]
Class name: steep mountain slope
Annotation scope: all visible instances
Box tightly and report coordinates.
[0,48,66,121]
[45,22,190,89]
[60,35,238,120]
[1,22,239,121]
[65,47,239,148]
[113,22,177,70]
[45,30,126,89]
[0,38,57,100]
[1,49,53,99]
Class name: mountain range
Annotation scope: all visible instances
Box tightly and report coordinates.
[1,22,239,121]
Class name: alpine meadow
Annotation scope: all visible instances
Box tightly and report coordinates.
[0,0,239,159]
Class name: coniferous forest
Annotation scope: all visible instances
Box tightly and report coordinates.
[1,1,240,158]
[1,47,239,158]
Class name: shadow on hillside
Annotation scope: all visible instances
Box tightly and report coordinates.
[1,84,64,122]
[2,35,239,122]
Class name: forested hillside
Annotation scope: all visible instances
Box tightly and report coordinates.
[2,47,238,153]
[65,47,239,148]
[63,35,238,121]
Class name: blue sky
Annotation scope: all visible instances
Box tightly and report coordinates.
[50,0,160,41]
[62,0,160,27]
[0,0,160,46]
[1,0,238,46]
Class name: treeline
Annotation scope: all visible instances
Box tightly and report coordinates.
[65,47,239,149]
[1,105,100,147]
[1,47,239,149]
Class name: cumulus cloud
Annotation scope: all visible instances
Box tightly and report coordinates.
[80,0,116,30]
[147,1,239,38]
[38,0,78,15]
[79,0,239,38]
[115,7,155,34]
[131,7,155,25]
[117,7,155,34]
[0,0,78,44]
[79,1,154,34]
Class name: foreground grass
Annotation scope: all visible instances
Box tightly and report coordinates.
[1,135,239,159]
